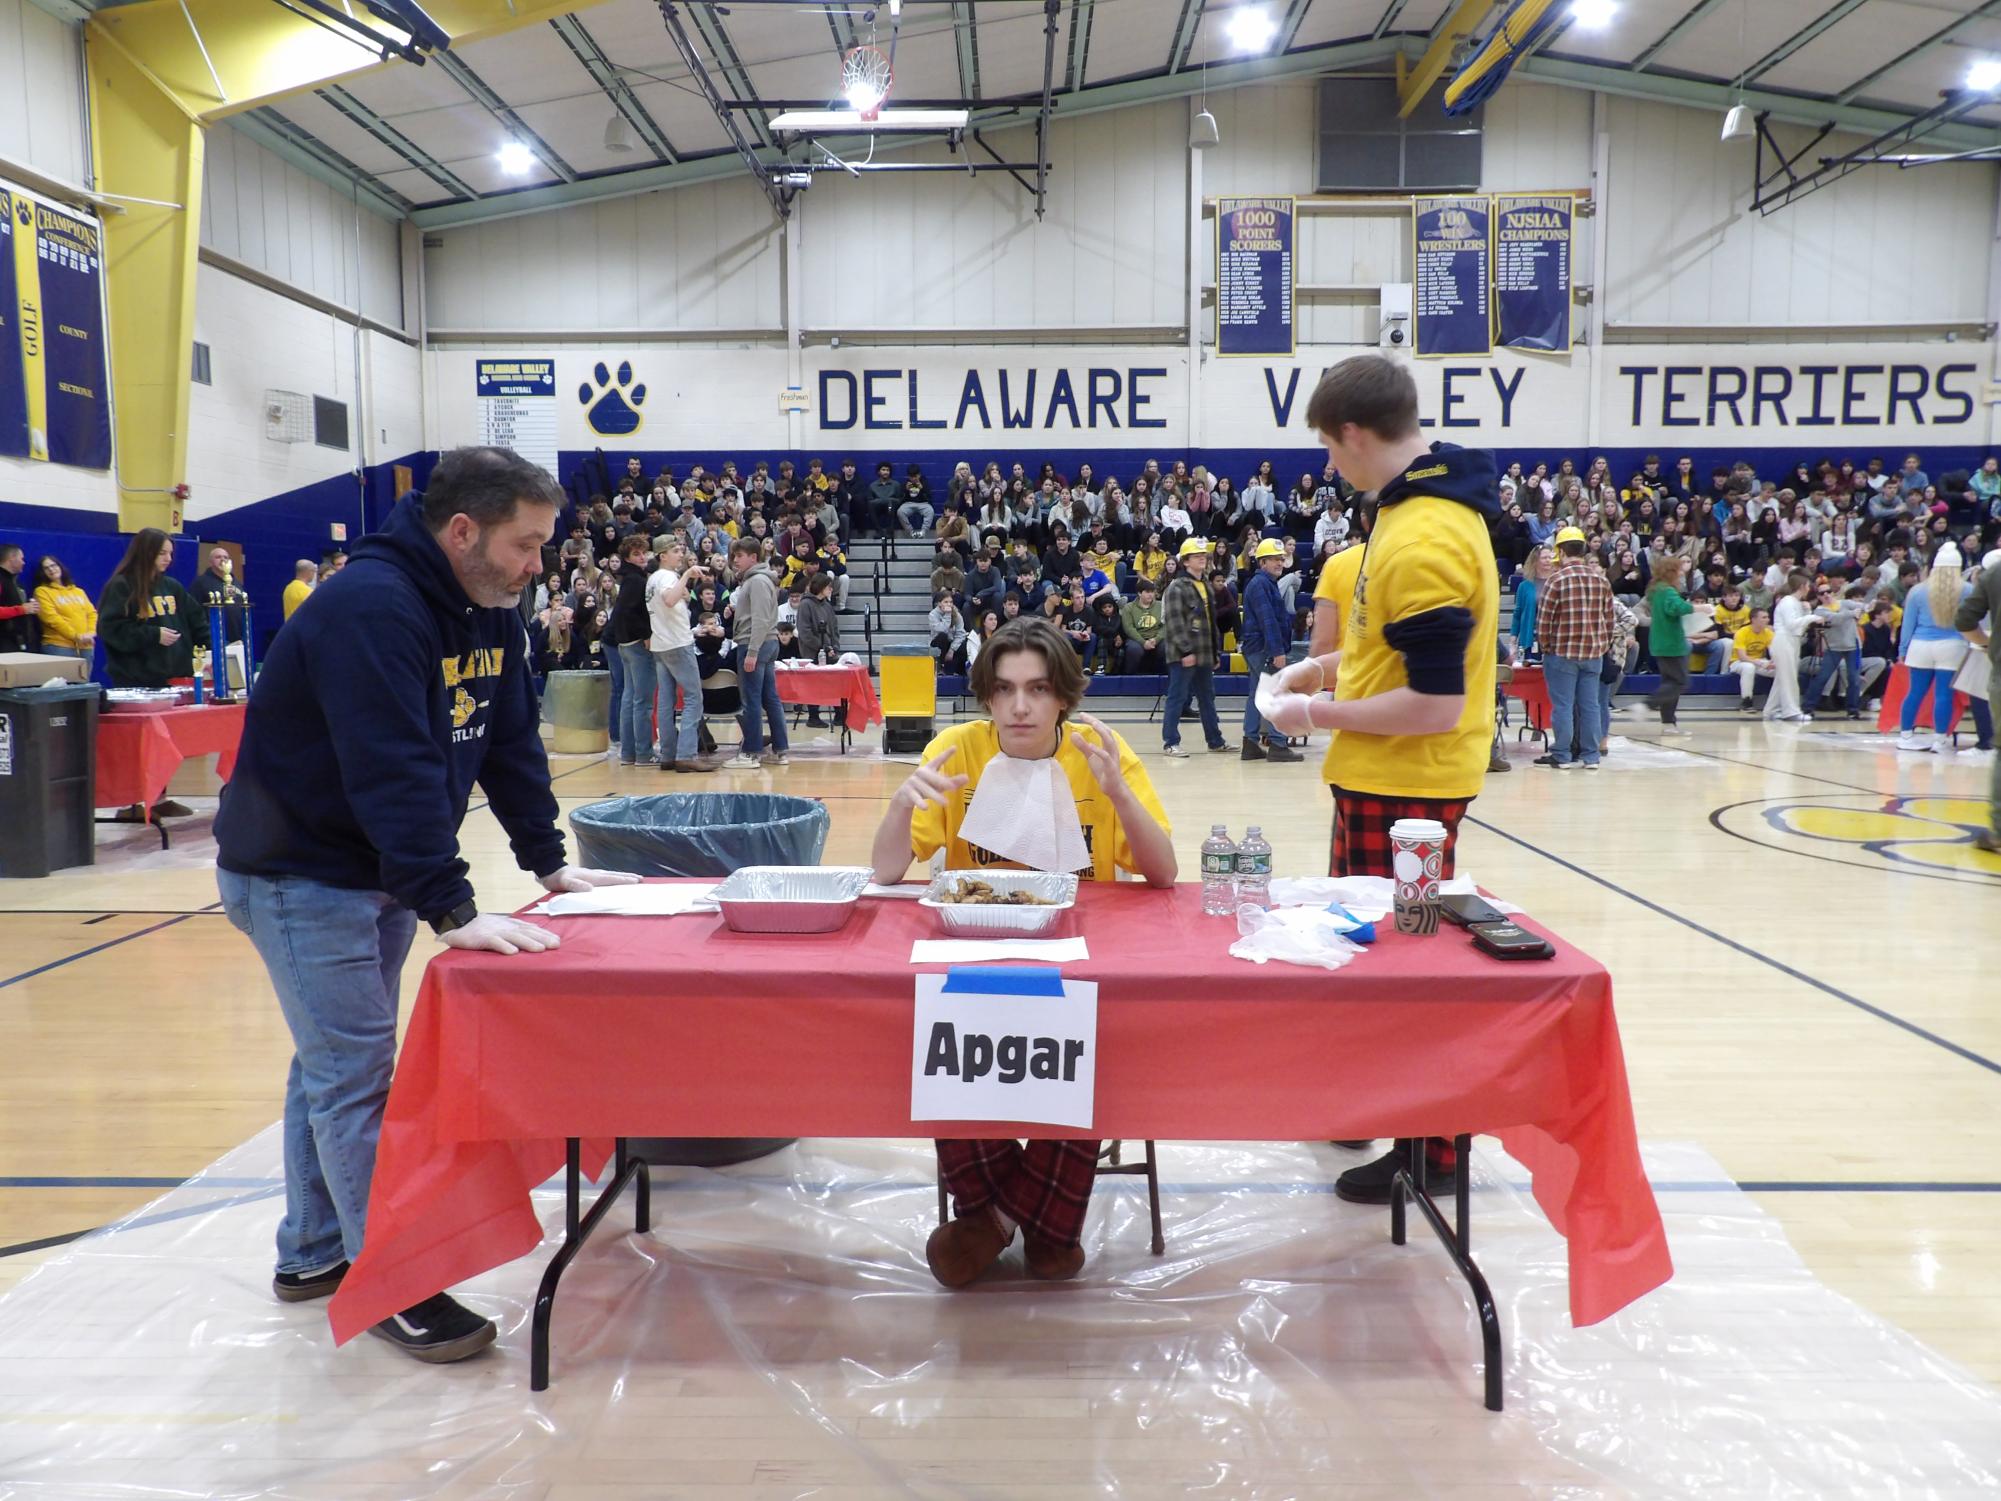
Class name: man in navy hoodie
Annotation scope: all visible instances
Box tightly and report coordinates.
[216,446,636,1364]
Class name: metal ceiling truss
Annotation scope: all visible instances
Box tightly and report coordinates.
[687,1,776,148]
[549,14,680,164]
[1628,0,1729,73]
[1032,0,1059,217]
[1275,0,1314,54]
[1166,0,1207,74]
[953,2,983,102]
[431,50,578,180]
[1834,0,2001,106]
[1732,0,1869,89]
[1751,88,2001,214]
[1063,0,1095,91]
[319,82,482,201]
[1373,0,1414,38]
[656,0,790,217]
[237,106,414,214]
[261,0,439,67]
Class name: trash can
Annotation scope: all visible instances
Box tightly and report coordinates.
[568,792,832,1167]
[879,643,936,755]
[545,670,611,754]
[0,684,100,878]
[569,792,830,877]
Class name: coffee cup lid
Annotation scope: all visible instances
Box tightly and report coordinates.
[1389,818,1447,841]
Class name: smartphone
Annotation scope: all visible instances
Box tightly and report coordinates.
[1469,921,1556,961]
[1438,891,1511,928]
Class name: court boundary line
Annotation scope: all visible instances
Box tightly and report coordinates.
[0,915,193,991]
[1463,813,2001,1079]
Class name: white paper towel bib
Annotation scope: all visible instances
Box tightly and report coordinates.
[957,753,1091,874]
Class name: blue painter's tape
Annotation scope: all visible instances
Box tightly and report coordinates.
[940,966,1067,996]
[1327,902,1377,944]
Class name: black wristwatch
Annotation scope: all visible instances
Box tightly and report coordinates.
[430,899,479,936]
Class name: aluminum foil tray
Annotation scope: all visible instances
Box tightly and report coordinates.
[713,865,871,934]
[920,870,1080,935]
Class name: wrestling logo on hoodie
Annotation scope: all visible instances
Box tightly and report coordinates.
[442,647,504,742]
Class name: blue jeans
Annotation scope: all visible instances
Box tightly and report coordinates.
[1163,662,1222,749]
[1544,654,1604,765]
[654,644,703,763]
[1703,638,1732,673]
[604,638,625,741]
[1242,650,1278,745]
[617,641,657,762]
[738,647,790,755]
[1804,646,1862,710]
[216,869,418,1275]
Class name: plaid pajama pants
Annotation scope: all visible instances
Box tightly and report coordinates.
[1329,788,1472,879]
[936,1138,1102,1248]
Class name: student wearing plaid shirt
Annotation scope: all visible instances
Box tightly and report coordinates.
[1536,527,1617,770]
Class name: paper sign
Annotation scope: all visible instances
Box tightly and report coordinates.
[911,968,1098,1130]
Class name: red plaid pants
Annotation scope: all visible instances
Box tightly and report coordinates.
[1329,787,1472,879]
[935,1138,1101,1248]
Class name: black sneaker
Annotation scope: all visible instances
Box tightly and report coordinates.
[1240,741,1267,761]
[1334,1141,1460,1206]
[367,1292,497,1364]
[1329,1139,1375,1150]
[272,1260,350,1303]
[1265,743,1305,763]
[150,799,195,819]
[1534,753,1560,767]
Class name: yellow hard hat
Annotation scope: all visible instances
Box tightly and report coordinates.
[1177,537,1209,558]
[1253,538,1286,560]
[1554,526,1587,546]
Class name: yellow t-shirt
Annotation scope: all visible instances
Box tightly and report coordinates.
[1711,602,1750,636]
[1312,547,1367,783]
[908,719,1170,883]
[282,579,313,619]
[1328,495,1498,800]
[1732,624,1773,662]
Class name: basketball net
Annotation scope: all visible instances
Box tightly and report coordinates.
[842,44,892,122]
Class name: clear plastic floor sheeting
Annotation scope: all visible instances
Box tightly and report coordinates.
[4,1134,1999,1500]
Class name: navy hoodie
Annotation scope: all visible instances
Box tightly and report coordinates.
[216,497,564,921]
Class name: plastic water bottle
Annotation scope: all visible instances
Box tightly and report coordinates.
[1236,825,1272,911]
[1201,824,1238,915]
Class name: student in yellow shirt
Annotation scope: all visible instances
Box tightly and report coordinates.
[31,554,97,658]
[1265,354,1500,1207]
[869,614,1175,1293]
[1729,610,1777,713]
[282,560,317,620]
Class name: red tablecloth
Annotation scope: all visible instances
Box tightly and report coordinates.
[331,882,1671,1343]
[94,702,246,809]
[1875,661,1971,734]
[773,663,883,731]
[1506,663,1549,732]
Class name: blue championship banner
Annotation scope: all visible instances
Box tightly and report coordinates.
[475,358,557,397]
[4,184,111,469]
[1216,196,1295,357]
[1493,193,1573,353]
[0,191,26,460]
[1413,195,1491,359]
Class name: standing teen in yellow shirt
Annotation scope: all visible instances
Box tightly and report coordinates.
[1266,354,1501,1206]
[282,559,317,620]
[869,615,1175,1292]
[31,555,97,658]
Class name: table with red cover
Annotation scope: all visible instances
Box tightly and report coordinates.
[773,662,884,733]
[1875,661,1971,735]
[94,702,246,812]
[1505,663,1550,741]
[333,881,1672,1378]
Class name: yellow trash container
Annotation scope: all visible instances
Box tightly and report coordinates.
[879,644,936,754]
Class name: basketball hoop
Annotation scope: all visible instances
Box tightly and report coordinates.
[841,44,892,120]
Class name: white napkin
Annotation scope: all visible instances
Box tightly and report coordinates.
[956,754,1090,874]
[533,883,719,917]
[1264,875,1521,919]
[911,938,1090,964]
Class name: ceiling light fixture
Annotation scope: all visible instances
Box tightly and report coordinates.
[1226,7,1278,54]
[1568,0,1617,29]
[495,141,535,175]
[770,108,971,133]
[603,115,635,153]
[1968,58,2001,92]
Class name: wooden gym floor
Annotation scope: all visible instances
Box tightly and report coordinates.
[2,702,1997,1390]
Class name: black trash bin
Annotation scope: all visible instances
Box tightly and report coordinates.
[0,683,99,878]
[568,792,831,1167]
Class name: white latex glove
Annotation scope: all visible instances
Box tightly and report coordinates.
[439,912,561,955]
[538,864,644,893]
[1263,690,1317,738]
[1274,657,1332,696]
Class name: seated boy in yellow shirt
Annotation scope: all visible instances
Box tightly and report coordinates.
[1730,610,1777,712]
[869,614,1176,1291]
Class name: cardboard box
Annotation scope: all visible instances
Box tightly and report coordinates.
[0,652,92,688]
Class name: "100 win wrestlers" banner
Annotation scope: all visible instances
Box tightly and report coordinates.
[0,181,113,471]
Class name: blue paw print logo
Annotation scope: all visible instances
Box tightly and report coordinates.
[580,360,646,436]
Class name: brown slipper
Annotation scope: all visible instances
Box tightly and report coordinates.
[925,1206,1012,1288]
[1023,1235,1086,1281]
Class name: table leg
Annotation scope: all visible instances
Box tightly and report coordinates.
[95,811,170,849]
[531,1135,653,1392]
[1389,1135,1503,1413]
